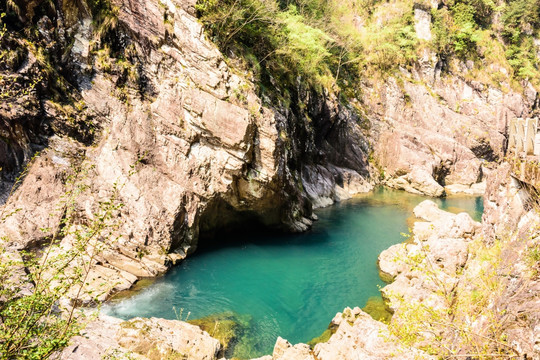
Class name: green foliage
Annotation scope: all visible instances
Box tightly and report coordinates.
[197,0,539,94]
[430,2,485,59]
[502,0,540,82]
[275,6,334,86]
[196,0,361,93]
[0,248,85,359]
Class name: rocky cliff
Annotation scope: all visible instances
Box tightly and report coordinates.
[366,54,538,197]
[0,0,382,300]
[1,0,538,295]
[1,0,540,358]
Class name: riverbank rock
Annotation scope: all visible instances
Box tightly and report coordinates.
[379,200,480,312]
[301,164,374,208]
[377,175,540,358]
[445,181,486,195]
[60,315,221,360]
[385,168,444,197]
[266,307,433,360]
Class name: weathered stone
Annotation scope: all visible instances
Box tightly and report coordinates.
[386,169,444,197]
[413,200,451,222]
[272,337,314,360]
[268,307,432,360]
[61,315,221,360]
[301,164,373,209]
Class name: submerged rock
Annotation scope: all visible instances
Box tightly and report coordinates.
[188,311,252,358]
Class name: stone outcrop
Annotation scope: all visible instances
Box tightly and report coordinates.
[482,162,532,241]
[414,7,432,41]
[479,162,540,357]
[259,307,432,360]
[60,315,221,360]
[379,200,481,312]
[377,167,540,358]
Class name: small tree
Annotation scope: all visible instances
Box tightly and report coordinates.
[0,161,125,359]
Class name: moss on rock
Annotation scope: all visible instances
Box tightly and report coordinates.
[362,296,392,324]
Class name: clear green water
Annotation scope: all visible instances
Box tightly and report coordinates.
[104,187,483,358]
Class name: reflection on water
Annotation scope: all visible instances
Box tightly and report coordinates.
[104,187,483,358]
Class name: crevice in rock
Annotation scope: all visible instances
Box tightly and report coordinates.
[471,138,498,162]
[433,160,452,186]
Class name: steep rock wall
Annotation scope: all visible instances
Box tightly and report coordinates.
[366,54,538,196]
[1,0,538,301]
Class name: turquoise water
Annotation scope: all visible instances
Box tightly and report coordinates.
[105,187,483,358]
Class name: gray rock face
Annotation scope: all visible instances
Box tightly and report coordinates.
[414,7,432,41]
[301,164,373,209]
[482,162,531,242]
[385,168,444,197]
[478,163,540,358]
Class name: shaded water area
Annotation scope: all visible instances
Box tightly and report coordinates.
[104,187,483,358]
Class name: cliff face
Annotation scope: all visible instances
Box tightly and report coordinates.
[366,56,538,196]
[2,1,540,357]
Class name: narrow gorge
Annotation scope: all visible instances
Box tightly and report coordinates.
[0,0,539,358]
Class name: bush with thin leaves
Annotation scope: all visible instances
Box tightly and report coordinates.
[0,161,125,359]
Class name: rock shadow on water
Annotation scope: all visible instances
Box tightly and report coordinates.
[193,226,333,259]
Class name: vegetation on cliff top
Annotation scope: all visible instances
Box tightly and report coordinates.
[196,0,540,94]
